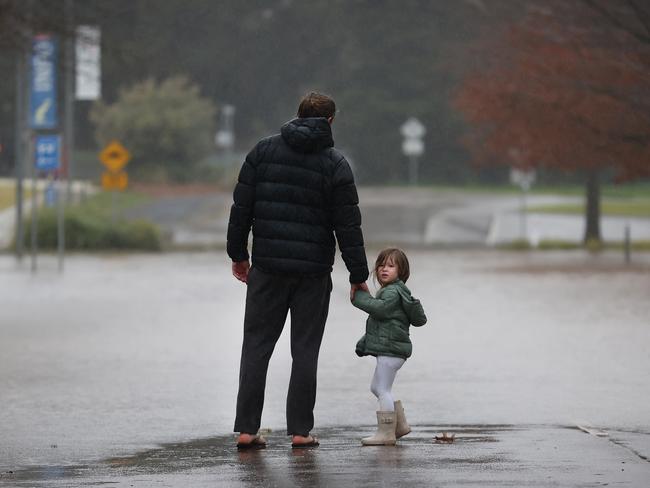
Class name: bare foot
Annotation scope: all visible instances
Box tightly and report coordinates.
[238,433,257,444]
[236,433,267,449]
[292,435,310,444]
[291,435,319,447]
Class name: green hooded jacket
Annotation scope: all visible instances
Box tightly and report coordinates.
[352,280,427,359]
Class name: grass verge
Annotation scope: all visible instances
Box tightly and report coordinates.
[528,199,650,217]
[0,186,32,211]
[418,182,650,198]
[498,239,650,251]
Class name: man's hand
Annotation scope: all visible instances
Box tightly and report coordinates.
[350,282,369,301]
[232,260,251,283]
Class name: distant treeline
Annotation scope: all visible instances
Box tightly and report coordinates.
[0,0,584,185]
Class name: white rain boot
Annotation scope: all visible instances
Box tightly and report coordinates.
[361,411,397,446]
[394,400,411,438]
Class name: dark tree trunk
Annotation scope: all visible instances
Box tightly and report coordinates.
[584,168,601,243]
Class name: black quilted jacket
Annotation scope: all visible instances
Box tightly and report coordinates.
[226,117,369,284]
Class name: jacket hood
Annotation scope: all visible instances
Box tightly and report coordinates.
[281,117,334,153]
[392,281,427,327]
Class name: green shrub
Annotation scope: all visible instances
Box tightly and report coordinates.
[90,76,216,182]
[18,208,162,251]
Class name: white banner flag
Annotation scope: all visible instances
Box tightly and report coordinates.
[75,25,101,100]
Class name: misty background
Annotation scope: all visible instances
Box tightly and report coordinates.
[1,0,546,185]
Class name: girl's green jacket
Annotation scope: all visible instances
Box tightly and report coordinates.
[352,280,427,359]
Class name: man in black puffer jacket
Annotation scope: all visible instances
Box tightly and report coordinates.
[227,92,369,449]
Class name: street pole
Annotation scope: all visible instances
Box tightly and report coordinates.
[64,0,74,205]
[223,104,235,169]
[29,136,37,273]
[520,186,528,241]
[401,118,425,187]
[26,0,37,273]
[409,155,419,186]
[57,168,65,272]
[624,223,631,264]
[111,190,116,224]
[59,0,74,272]
[510,168,535,244]
[14,40,26,260]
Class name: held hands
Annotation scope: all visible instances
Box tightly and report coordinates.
[350,282,369,301]
[233,262,367,296]
[232,260,250,283]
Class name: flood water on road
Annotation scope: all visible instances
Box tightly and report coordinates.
[1,250,649,470]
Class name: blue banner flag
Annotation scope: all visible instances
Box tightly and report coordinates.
[35,135,61,171]
[30,35,58,129]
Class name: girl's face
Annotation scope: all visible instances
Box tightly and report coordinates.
[377,258,399,286]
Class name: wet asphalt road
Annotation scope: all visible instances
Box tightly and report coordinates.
[4,425,650,487]
[1,250,649,486]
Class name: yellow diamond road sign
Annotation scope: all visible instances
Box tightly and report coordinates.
[100,140,131,173]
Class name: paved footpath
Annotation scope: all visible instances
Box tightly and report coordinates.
[120,186,650,247]
[2,425,649,487]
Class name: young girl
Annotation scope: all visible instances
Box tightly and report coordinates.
[351,248,427,446]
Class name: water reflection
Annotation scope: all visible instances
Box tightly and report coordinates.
[234,445,324,487]
[235,449,274,486]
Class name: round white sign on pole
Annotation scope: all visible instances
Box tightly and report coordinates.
[215,130,234,148]
[402,138,424,157]
[222,104,236,117]
[509,168,536,191]
[400,117,426,139]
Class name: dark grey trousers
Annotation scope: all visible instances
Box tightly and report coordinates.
[234,266,332,436]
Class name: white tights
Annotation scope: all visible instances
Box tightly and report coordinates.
[370,355,405,411]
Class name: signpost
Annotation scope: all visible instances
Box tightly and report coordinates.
[100,140,131,221]
[101,171,128,191]
[14,39,26,260]
[29,34,63,273]
[401,117,425,185]
[30,35,58,129]
[510,168,536,241]
[35,134,61,171]
[215,104,236,168]
[75,26,101,101]
[45,181,57,207]
[100,140,130,174]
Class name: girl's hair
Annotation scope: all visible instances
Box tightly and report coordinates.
[373,248,410,286]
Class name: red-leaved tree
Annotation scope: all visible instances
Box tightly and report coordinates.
[454,0,650,242]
